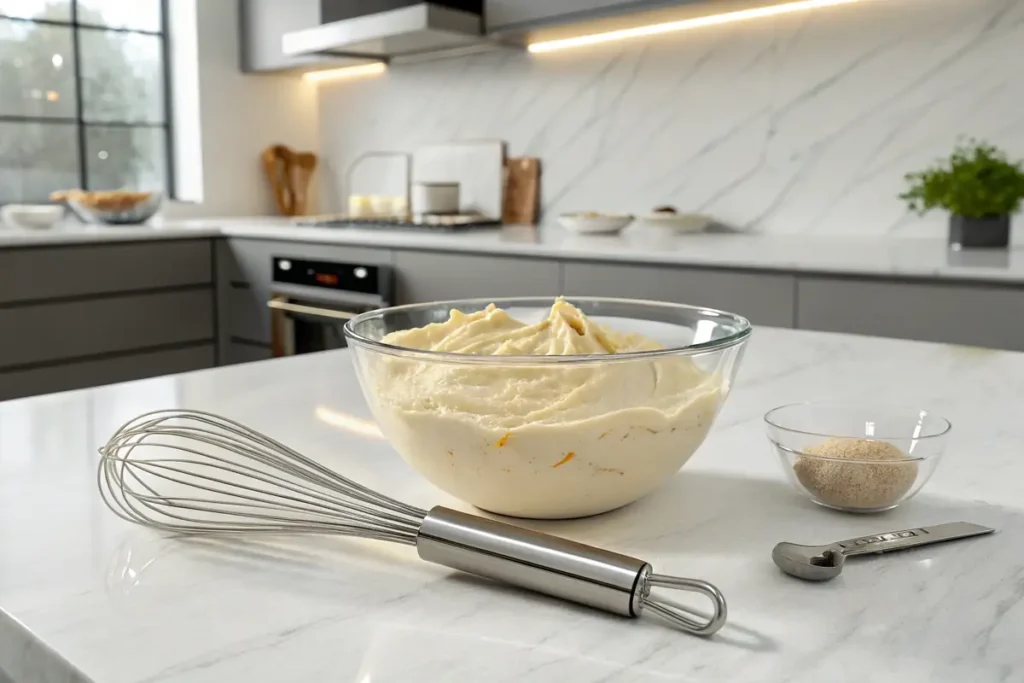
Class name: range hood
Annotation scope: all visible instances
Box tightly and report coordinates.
[282,2,505,63]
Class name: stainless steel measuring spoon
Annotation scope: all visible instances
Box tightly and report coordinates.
[772,521,994,581]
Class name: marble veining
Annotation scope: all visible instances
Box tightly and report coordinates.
[1,329,1023,682]
[319,0,1024,237]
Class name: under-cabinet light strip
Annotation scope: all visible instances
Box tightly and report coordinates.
[303,62,387,82]
[528,0,872,53]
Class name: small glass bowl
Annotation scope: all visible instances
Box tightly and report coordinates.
[764,402,951,513]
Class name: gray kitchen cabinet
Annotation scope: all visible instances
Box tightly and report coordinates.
[223,340,275,366]
[562,261,795,327]
[0,239,216,401]
[796,277,1024,351]
[0,290,214,369]
[394,251,560,303]
[0,345,215,402]
[239,0,379,73]
[0,240,211,305]
[239,0,322,72]
[485,0,664,32]
[215,238,393,363]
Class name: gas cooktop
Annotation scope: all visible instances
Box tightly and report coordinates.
[293,215,502,233]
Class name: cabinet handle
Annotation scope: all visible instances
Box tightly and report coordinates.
[267,299,358,321]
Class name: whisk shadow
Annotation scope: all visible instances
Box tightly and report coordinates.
[170,534,424,596]
[442,572,777,653]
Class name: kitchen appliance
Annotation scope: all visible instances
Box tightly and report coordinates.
[293,215,500,232]
[97,409,727,637]
[773,522,995,581]
[412,141,505,220]
[268,256,392,357]
[282,2,503,63]
[411,181,460,217]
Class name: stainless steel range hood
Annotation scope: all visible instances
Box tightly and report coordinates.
[282,2,504,63]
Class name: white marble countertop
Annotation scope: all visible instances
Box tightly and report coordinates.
[5,216,1024,284]
[1,328,1021,682]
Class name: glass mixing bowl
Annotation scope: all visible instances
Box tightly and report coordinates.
[344,297,751,519]
[764,402,951,513]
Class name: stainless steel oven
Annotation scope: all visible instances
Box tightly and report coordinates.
[268,256,392,357]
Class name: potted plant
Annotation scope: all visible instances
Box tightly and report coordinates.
[900,140,1024,249]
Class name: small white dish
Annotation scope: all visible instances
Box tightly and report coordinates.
[1,204,64,230]
[558,212,633,235]
[636,212,713,234]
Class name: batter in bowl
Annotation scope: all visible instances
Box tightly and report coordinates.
[364,298,722,518]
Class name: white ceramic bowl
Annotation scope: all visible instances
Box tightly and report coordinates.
[344,297,751,519]
[0,204,64,230]
[558,213,633,235]
[635,213,713,233]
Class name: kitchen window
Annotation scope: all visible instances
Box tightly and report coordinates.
[0,0,172,203]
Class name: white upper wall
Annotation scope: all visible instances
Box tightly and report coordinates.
[165,0,320,219]
[317,0,1024,236]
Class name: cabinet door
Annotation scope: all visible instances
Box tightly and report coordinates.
[562,262,795,327]
[797,277,1024,351]
[239,0,322,72]
[485,0,637,32]
[394,251,560,303]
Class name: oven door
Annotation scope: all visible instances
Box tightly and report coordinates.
[268,294,371,357]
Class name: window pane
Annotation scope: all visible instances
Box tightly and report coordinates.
[0,0,71,21]
[75,0,160,32]
[0,19,76,118]
[0,121,79,202]
[85,125,166,191]
[79,28,164,123]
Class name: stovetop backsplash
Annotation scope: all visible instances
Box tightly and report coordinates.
[317,0,1024,237]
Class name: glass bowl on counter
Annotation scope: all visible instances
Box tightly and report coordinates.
[344,297,751,519]
[764,402,951,513]
[63,191,163,225]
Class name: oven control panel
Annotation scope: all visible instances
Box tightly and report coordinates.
[272,257,382,295]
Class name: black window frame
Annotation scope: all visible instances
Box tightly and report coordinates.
[0,0,175,202]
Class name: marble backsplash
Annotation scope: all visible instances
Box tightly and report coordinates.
[318,0,1024,236]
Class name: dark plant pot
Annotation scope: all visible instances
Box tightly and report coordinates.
[948,214,1010,249]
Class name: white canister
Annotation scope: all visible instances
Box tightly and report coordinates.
[411,182,460,216]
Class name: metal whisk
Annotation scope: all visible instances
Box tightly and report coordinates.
[98,409,727,636]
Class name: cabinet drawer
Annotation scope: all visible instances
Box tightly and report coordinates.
[0,344,215,402]
[0,240,212,304]
[0,289,214,369]
[395,251,560,303]
[797,277,1024,350]
[562,262,796,327]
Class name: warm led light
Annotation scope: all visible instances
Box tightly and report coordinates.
[303,62,386,82]
[528,0,871,53]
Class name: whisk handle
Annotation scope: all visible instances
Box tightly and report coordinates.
[417,506,646,617]
[417,505,728,637]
